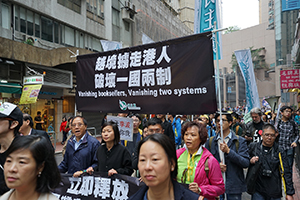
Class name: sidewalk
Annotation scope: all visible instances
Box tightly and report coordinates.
[293,164,300,200]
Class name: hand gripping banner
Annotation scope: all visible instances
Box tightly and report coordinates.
[76,32,217,114]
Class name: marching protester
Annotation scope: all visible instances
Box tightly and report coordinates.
[122,114,143,157]
[129,134,201,200]
[177,121,225,199]
[156,114,175,142]
[1,135,60,200]
[205,112,249,200]
[246,123,295,199]
[244,107,265,145]
[168,115,182,149]
[231,112,243,136]
[199,114,216,137]
[132,117,165,170]
[274,106,299,173]
[0,103,23,196]
[19,113,53,148]
[73,121,133,177]
[58,116,100,176]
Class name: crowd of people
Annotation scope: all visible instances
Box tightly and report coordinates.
[0,101,299,200]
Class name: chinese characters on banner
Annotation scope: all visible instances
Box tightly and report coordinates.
[106,116,133,141]
[76,33,217,114]
[194,0,222,60]
[280,69,300,89]
[51,173,143,200]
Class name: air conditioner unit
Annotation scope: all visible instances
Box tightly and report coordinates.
[25,35,38,46]
[122,1,137,23]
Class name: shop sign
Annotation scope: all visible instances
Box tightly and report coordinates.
[280,69,300,89]
[23,75,44,85]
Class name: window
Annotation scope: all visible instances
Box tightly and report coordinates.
[86,0,104,18]
[58,0,81,14]
[27,10,33,35]
[41,16,53,42]
[14,6,19,31]
[64,25,75,46]
[1,3,10,29]
[35,14,40,37]
[20,7,26,33]
[54,21,60,43]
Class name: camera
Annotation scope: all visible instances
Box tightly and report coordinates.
[262,169,272,177]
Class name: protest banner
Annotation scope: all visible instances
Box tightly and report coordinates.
[106,115,133,141]
[235,49,260,112]
[51,173,143,200]
[76,32,217,114]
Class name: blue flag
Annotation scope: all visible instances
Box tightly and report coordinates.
[194,0,222,60]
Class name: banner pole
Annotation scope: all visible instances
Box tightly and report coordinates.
[213,21,226,191]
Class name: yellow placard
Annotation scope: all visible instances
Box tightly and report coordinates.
[19,84,42,104]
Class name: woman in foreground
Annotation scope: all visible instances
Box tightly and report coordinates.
[129,133,202,200]
[1,135,61,200]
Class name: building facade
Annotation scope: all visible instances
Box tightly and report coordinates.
[0,0,191,142]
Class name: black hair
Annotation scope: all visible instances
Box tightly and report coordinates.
[146,117,163,129]
[23,113,34,128]
[37,111,41,115]
[137,133,177,180]
[101,121,120,145]
[215,112,233,122]
[128,113,141,121]
[70,116,88,126]
[280,105,293,113]
[5,135,61,193]
[181,121,208,145]
[262,123,276,133]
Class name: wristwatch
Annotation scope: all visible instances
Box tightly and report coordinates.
[198,187,202,194]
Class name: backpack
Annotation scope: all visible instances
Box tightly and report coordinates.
[208,135,240,153]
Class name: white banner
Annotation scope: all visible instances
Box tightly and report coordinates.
[106,115,133,141]
[100,40,122,52]
[142,33,154,44]
[235,49,260,112]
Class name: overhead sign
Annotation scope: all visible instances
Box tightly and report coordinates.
[280,69,300,89]
[76,33,217,114]
[282,0,300,12]
[106,115,133,141]
[23,75,44,85]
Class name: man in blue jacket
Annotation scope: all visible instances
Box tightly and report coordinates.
[58,116,100,175]
[205,112,249,200]
[168,114,181,149]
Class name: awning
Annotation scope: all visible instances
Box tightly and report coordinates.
[0,83,22,94]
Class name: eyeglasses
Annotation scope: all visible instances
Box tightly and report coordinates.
[263,133,276,138]
[216,119,228,123]
[71,123,84,128]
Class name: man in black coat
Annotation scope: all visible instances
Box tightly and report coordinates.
[247,123,295,199]
[19,113,53,147]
